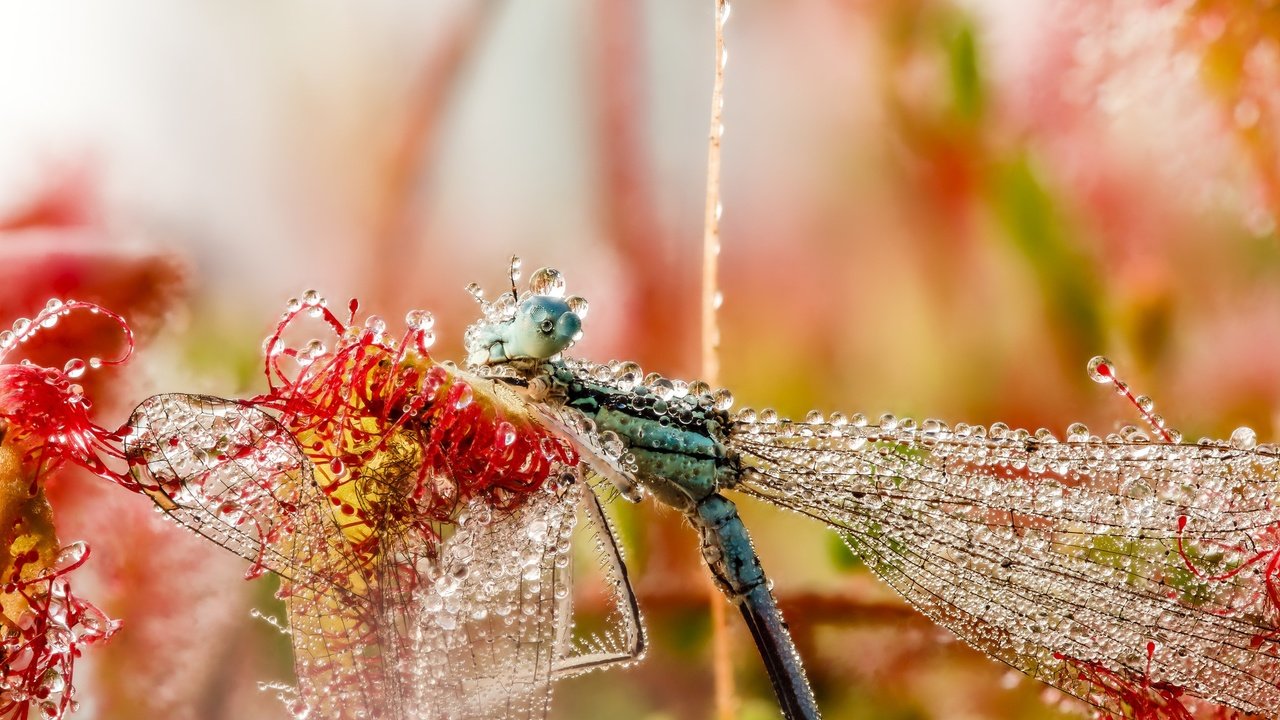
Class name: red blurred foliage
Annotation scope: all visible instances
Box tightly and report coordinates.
[0,168,259,720]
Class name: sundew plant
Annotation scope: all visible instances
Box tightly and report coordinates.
[6,1,1280,719]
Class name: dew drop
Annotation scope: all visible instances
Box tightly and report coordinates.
[614,361,642,391]
[1087,356,1114,384]
[1066,422,1090,441]
[528,268,567,298]
[405,310,435,331]
[497,422,517,447]
[566,296,589,320]
[301,290,321,306]
[1231,426,1258,450]
[712,388,734,411]
[650,378,675,401]
[62,358,86,379]
[364,315,387,335]
[454,385,474,410]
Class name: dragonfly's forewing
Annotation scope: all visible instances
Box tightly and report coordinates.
[125,393,361,590]
[734,419,1280,716]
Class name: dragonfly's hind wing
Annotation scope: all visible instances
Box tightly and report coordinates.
[551,481,645,678]
[522,402,646,675]
[125,393,362,589]
[733,419,1280,717]
[399,483,583,720]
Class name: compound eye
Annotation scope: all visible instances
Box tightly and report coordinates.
[540,319,555,334]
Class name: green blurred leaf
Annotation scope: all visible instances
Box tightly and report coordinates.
[827,531,864,572]
[991,156,1104,355]
[946,21,983,123]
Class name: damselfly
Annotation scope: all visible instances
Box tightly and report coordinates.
[124,260,1280,720]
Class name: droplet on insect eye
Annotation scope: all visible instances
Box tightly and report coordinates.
[1231,426,1258,450]
[1087,355,1114,383]
[405,310,435,331]
[528,268,566,298]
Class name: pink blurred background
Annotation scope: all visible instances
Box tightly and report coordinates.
[2,0,1279,718]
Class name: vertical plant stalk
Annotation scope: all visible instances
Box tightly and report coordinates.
[702,1,734,719]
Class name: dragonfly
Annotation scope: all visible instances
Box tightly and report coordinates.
[123,259,1280,720]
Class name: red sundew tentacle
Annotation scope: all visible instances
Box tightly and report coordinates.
[1175,515,1280,621]
[1054,649,1198,720]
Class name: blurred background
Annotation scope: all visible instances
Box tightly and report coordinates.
[1,0,1279,718]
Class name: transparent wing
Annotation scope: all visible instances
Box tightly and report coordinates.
[126,394,390,717]
[732,417,1280,717]
[124,393,363,591]
[401,483,578,720]
[553,481,645,678]
[523,401,646,674]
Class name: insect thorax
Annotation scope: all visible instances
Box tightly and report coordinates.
[529,361,743,513]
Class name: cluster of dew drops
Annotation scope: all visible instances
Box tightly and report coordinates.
[269,288,440,369]
[717,354,1269,456]
[462,260,588,362]
[2,298,116,396]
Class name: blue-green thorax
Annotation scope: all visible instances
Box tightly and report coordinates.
[556,368,742,513]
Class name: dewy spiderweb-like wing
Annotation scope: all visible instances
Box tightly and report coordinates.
[733,412,1280,717]
[126,380,642,718]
